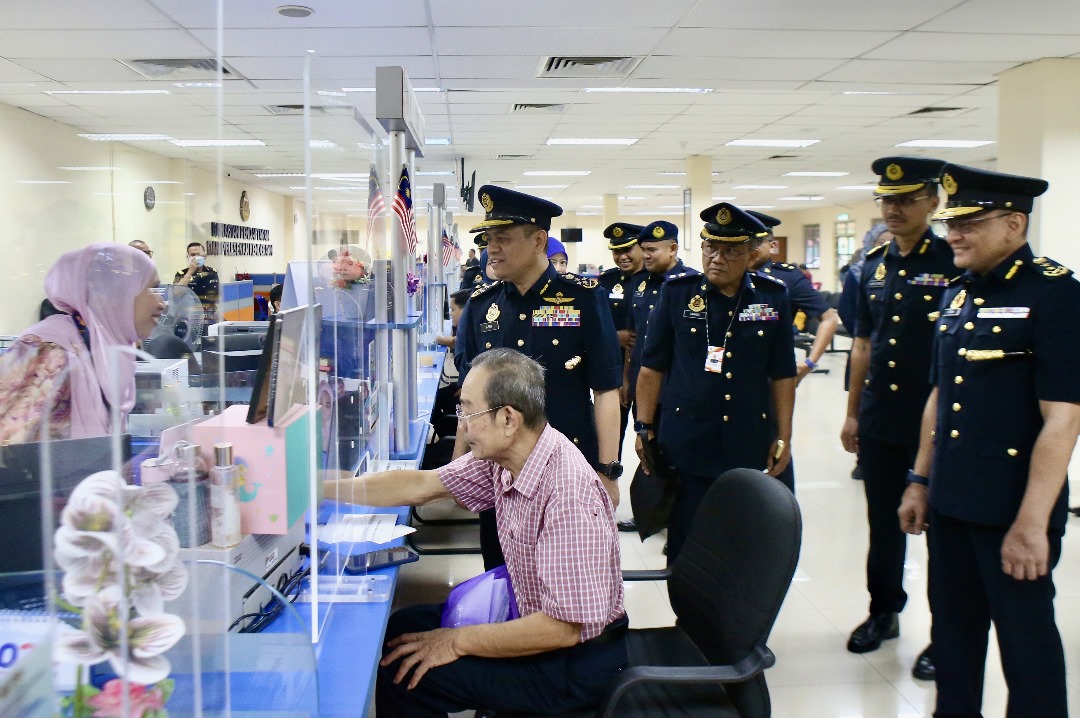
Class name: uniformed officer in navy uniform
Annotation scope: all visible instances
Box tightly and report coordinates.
[455,186,624,569]
[899,165,1080,718]
[840,157,954,679]
[635,203,796,562]
[598,222,645,461]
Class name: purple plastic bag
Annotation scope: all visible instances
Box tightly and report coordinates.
[441,565,520,628]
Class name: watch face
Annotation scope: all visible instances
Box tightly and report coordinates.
[143,186,156,211]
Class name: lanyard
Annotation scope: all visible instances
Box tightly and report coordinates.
[705,286,745,349]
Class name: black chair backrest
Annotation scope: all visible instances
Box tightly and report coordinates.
[668,468,802,667]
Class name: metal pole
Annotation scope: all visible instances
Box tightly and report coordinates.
[374,258,391,459]
[388,131,410,450]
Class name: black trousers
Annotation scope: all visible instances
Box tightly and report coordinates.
[857,434,918,615]
[929,509,1066,718]
[375,604,628,717]
[666,470,792,565]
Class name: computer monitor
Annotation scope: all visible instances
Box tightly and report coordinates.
[244,305,322,427]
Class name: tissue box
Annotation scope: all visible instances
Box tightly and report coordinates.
[192,404,321,535]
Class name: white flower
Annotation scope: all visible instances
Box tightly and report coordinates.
[56,586,185,686]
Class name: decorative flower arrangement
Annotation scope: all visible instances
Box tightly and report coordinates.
[330,250,368,290]
[54,471,188,718]
[406,271,420,297]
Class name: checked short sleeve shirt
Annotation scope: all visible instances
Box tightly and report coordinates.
[437,425,625,641]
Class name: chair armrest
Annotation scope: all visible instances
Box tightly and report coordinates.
[598,645,775,718]
[621,568,672,582]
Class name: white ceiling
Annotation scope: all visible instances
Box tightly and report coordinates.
[3,0,1080,216]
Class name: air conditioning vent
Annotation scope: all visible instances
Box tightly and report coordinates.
[767,154,803,160]
[511,103,569,114]
[264,104,351,115]
[536,56,643,79]
[497,154,532,160]
[119,57,247,82]
[907,106,969,117]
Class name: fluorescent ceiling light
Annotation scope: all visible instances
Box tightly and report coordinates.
[629,211,681,216]
[78,133,172,142]
[45,89,169,95]
[836,184,877,190]
[134,180,182,184]
[312,172,368,181]
[288,185,357,192]
[784,171,848,177]
[523,170,590,176]
[255,172,306,178]
[169,139,266,147]
[516,184,569,189]
[341,87,442,93]
[579,204,603,209]
[58,166,116,171]
[778,196,825,201]
[895,139,993,148]
[584,87,712,94]
[309,140,340,149]
[733,184,788,190]
[712,196,736,201]
[416,185,434,190]
[739,205,774,209]
[726,139,820,148]
[17,180,70,184]
[427,138,452,146]
[619,196,645,201]
[316,90,347,97]
[843,91,896,95]
[658,171,720,176]
[173,82,220,89]
[657,205,686,209]
[417,171,454,176]
[546,138,638,146]
[577,211,600,216]
[626,184,679,189]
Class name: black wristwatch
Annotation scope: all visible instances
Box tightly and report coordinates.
[633,420,653,433]
[596,460,624,481]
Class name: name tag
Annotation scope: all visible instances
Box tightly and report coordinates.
[481,321,500,332]
[532,305,580,327]
[683,310,706,320]
[739,303,779,321]
[609,292,624,300]
[942,308,961,317]
[976,307,1029,319]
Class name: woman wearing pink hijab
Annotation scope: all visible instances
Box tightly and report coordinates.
[0,243,165,442]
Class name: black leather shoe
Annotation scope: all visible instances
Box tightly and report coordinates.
[846,613,899,653]
[617,518,637,532]
[912,644,935,681]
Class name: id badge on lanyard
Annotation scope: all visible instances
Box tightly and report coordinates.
[702,287,742,375]
[705,345,725,374]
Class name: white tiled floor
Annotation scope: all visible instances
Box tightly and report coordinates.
[393,342,1080,717]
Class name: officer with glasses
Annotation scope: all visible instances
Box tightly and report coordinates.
[899,164,1079,718]
[635,203,795,562]
[841,156,955,681]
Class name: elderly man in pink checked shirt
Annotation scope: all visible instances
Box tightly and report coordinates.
[327,348,627,717]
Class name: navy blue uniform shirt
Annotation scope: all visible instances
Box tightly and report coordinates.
[640,272,796,477]
[456,263,623,465]
[856,231,956,445]
[756,259,830,319]
[929,244,1080,530]
[628,260,698,399]
[597,267,634,332]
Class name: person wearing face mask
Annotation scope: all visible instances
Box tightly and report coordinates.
[0,243,165,442]
[635,203,795,563]
[173,241,219,319]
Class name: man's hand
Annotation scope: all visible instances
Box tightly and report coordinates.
[598,472,620,508]
[634,431,655,475]
[1001,522,1050,581]
[795,362,812,385]
[898,484,929,535]
[617,329,636,351]
[840,416,859,454]
[382,627,463,690]
[765,438,791,477]
[186,256,200,275]
[619,382,630,408]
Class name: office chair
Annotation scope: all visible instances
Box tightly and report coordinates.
[498,467,802,718]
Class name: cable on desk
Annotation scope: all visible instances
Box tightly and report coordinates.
[231,563,310,633]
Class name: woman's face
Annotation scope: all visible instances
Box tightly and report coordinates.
[550,252,568,274]
[133,275,165,339]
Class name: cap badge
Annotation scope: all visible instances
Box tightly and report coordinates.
[942,173,958,196]
[886,163,904,181]
[612,227,624,238]
[486,303,501,322]
[481,193,494,213]
[716,207,733,225]
[652,225,665,238]
[688,294,705,312]
[950,289,967,310]
[612,283,623,295]
[874,263,886,281]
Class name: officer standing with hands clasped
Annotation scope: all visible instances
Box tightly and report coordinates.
[899,165,1080,718]
[841,157,955,680]
[635,203,796,562]
[455,186,624,570]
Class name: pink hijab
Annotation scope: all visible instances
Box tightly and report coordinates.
[25,243,157,435]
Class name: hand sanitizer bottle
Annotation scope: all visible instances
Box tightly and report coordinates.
[210,443,242,548]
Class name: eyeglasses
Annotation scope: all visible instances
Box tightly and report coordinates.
[140,249,154,258]
[936,212,1013,236]
[701,243,749,260]
[455,404,506,424]
[874,194,932,209]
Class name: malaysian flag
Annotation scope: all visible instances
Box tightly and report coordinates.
[440,229,454,267]
[366,164,384,246]
[391,165,419,255]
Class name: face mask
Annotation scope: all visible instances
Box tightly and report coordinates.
[193,255,205,267]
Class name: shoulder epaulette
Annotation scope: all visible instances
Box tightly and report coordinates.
[776,262,799,271]
[600,267,620,278]
[1031,256,1073,279]
[559,272,599,289]
[866,241,889,258]
[756,272,787,288]
[666,272,700,284]
[470,280,503,299]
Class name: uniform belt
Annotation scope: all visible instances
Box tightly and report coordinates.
[585,614,629,646]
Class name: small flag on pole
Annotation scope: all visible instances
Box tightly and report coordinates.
[441,229,454,268]
[366,164,384,246]
[392,165,419,255]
